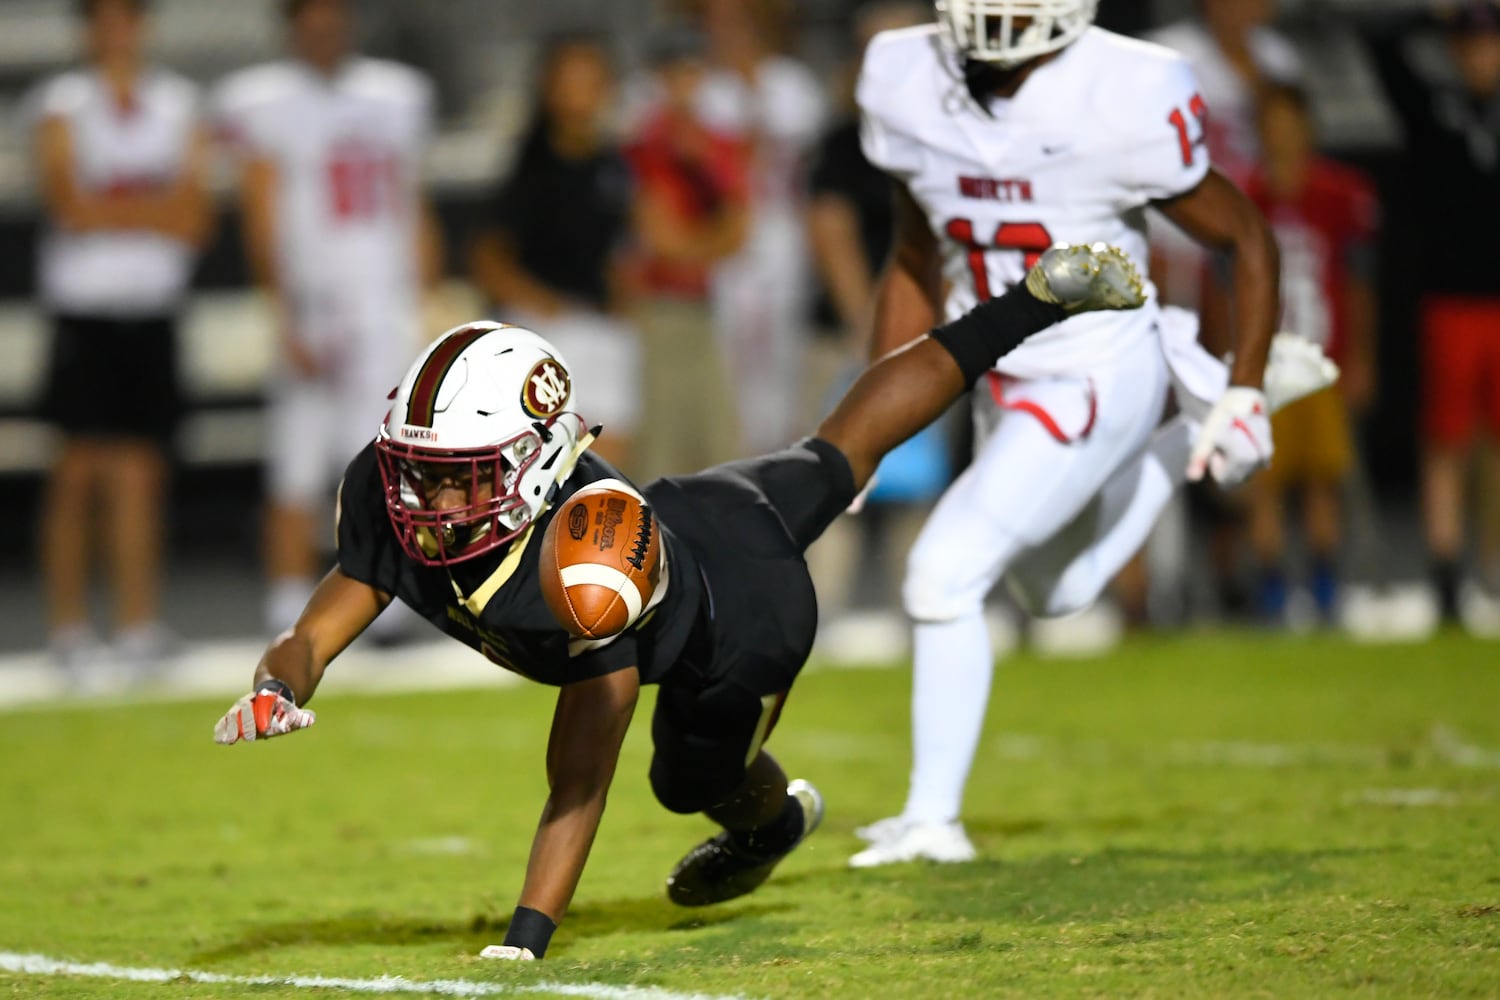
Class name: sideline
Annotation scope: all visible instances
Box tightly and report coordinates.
[0,950,751,1000]
[0,638,520,713]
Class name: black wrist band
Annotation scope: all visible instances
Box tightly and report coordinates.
[254,678,295,704]
[502,905,557,959]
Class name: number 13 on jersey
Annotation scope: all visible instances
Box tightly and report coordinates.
[1168,92,1209,168]
[945,219,1054,303]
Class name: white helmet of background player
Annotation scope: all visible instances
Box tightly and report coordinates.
[375,321,587,567]
[935,0,1098,68]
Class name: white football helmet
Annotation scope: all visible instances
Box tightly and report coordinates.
[935,0,1098,68]
[375,321,587,567]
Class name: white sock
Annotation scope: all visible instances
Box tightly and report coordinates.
[902,612,995,826]
[265,578,315,635]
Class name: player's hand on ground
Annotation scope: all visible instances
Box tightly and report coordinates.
[479,945,537,961]
[1025,243,1146,315]
[1187,386,1273,488]
[213,681,316,745]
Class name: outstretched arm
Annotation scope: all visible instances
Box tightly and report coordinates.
[492,668,640,960]
[214,569,389,744]
[820,244,1145,486]
[252,568,389,705]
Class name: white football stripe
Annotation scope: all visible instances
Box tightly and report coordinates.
[559,563,644,624]
[585,478,647,504]
[0,950,749,1000]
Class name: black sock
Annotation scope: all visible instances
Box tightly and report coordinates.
[931,281,1068,388]
[1433,558,1462,621]
[729,793,806,857]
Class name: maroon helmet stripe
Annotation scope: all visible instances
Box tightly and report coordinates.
[405,326,490,428]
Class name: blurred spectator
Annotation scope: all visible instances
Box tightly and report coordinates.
[1149,0,1302,313]
[624,29,749,481]
[32,0,211,679]
[215,0,440,635]
[470,33,639,471]
[1148,0,1304,622]
[806,3,922,349]
[803,1,937,627]
[1149,0,1303,187]
[1244,84,1380,625]
[691,0,826,453]
[1363,0,1500,625]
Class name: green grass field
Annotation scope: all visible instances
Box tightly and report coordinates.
[3,631,1499,998]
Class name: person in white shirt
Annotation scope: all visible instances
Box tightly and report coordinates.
[848,0,1331,867]
[215,0,441,635]
[34,0,211,677]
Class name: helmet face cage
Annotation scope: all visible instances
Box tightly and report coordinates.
[936,0,1097,68]
[375,424,548,567]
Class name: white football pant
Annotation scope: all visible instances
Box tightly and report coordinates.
[900,331,1187,826]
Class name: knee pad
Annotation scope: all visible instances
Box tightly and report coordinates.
[901,525,1015,623]
[650,757,725,816]
[902,552,985,624]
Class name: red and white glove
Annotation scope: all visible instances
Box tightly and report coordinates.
[1187,386,1273,488]
[213,680,316,745]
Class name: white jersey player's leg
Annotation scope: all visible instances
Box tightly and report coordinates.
[852,336,1169,868]
[1009,415,1194,617]
[1009,330,1341,620]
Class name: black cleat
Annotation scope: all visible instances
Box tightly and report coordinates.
[666,779,824,907]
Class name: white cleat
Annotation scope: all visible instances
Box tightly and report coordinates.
[848,820,977,868]
[853,815,908,844]
[1263,332,1340,412]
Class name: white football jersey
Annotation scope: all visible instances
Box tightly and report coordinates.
[859,26,1211,378]
[214,58,432,335]
[34,68,201,316]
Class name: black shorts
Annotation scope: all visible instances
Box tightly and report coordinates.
[41,313,181,444]
[642,437,857,813]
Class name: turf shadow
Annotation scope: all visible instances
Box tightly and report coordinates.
[837,844,1395,926]
[189,895,791,964]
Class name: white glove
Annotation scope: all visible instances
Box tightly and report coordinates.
[213,682,316,745]
[1187,386,1273,488]
[479,945,536,961]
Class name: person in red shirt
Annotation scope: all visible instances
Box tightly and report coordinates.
[623,29,751,481]
[1364,1,1500,624]
[1245,83,1380,622]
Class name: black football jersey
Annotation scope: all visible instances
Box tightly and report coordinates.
[336,443,704,687]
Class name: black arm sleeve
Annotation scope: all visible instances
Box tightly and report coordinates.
[929,281,1068,388]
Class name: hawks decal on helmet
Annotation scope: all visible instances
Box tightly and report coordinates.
[522,358,572,419]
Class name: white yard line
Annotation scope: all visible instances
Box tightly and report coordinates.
[0,951,750,1000]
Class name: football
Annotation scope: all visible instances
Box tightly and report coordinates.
[539,480,661,639]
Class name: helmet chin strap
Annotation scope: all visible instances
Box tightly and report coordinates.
[549,427,598,499]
